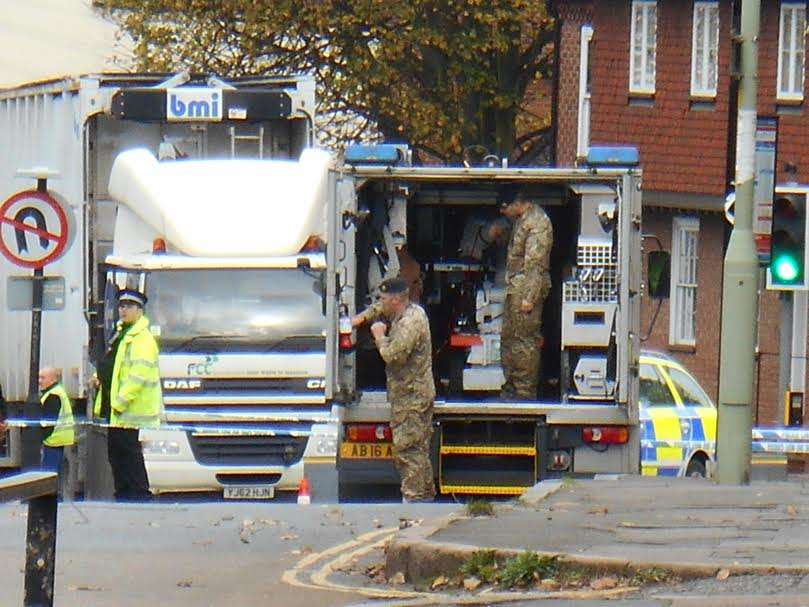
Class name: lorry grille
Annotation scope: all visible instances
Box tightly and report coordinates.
[188,433,308,467]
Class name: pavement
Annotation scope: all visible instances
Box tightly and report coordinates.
[0,499,456,606]
[384,476,809,605]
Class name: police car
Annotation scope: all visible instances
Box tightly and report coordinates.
[639,351,717,477]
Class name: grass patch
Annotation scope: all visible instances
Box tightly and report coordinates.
[459,551,558,588]
[465,499,495,517]
[498,552,558,588]
[460,550,499,583]
[458,552,681,591]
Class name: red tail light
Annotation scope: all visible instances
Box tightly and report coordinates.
[339,314,355,350]
[582,426,629,444]
[346,424,392,443]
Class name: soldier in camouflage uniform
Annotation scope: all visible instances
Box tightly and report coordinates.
[352,277,436,502]
[491,193,554,400]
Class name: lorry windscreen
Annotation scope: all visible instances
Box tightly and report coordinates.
[146,268,326,352]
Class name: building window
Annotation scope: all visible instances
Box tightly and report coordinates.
[691,1,720,97]
[577,25,594,159]
[669,216,699,347]
[778,1,806,101]
[629,0,657,94]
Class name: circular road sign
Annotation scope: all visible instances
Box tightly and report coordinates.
[0,190,70,269]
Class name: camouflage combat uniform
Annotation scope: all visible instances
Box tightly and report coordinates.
[358,301,436,501]
[500,204,553,400]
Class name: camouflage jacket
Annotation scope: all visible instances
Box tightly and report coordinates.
[360,302,436,414]
[505,205,553,306]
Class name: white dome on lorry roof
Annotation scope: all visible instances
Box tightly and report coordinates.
[108,148,331,257]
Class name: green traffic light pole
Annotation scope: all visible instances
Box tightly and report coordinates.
[716,0,760,484]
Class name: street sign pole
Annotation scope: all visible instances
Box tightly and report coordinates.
[20,178,49,469]
[1,173,69,470]
[716,0,761,484]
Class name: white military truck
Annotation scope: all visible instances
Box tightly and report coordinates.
[326,145,644,499]
[0,73,338,500]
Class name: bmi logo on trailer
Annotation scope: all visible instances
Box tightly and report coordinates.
[166,88,223,122]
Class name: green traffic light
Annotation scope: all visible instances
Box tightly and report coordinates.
[773,253,800,282]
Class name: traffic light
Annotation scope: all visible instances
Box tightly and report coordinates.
[768,193,808,289]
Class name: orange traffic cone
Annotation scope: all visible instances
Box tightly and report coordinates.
[297,477,311,505]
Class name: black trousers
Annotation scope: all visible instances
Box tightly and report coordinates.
[107,427,150,501]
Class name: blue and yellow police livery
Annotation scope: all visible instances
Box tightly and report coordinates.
[639,352,717,477]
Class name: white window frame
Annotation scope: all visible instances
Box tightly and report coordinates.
[690,0,720,97]
[669,216,700,347]
[629,0,658,94]
[777,1,806,101]
[577,25,594,159]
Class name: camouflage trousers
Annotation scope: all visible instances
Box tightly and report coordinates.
[391,405,435,502]
[500,294,544,401]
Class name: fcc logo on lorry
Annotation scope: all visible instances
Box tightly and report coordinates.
[166,88,223,122]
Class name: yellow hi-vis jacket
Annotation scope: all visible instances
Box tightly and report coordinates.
[94,316,163,429]
[40,383,75,447]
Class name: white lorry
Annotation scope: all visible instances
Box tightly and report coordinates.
[0,73,339,500]
[325,145,644,499]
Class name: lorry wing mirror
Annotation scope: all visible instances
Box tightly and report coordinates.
[647,251,671,299]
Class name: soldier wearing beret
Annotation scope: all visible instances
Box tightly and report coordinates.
[352,277,436,502]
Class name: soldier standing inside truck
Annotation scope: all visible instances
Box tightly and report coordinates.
[490,192,554,400]
[351,277,436,502]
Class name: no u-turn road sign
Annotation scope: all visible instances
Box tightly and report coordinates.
[0,190,71,269]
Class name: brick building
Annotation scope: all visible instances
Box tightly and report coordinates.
[548,0,808,425]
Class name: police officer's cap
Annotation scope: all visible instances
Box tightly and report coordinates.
[118,288,148,308]
[379,277,408,295]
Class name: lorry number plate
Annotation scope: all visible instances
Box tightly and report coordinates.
[223,486,275,499]
[341,442,393,459]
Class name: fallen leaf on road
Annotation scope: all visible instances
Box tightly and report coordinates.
[463,577,482,591]
[177,580,193,588]
[193,539,213,547]
[67,585,105,592]
[590,576,618,590]
[281,533,299,541]
[787,505,798,517]
[222,515,235,521]
[588,507,609,515]
[431,575,448,589]
[259,518,278,526]
[716,568,731,581]
[390,572,406,585]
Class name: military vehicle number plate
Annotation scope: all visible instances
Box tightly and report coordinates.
[340,442,393,459]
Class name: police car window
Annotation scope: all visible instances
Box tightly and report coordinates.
[639,364,675,407]
[666,366,713,408]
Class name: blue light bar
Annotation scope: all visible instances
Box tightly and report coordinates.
[344,144,407,165]
[586,146,639,167]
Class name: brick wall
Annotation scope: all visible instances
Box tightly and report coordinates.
[586,0,733,196]
[554,0,593,165]
[548,0,809,192]
[641,209,724,400]
[757,1,809,184]
[640,208,786,422]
